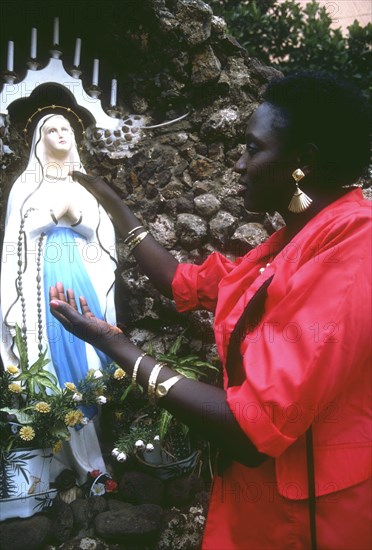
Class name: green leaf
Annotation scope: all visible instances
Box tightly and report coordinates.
[14,325,28,370]
[120,383,135,402]
[158,409,173,441]
[0,407,33,424]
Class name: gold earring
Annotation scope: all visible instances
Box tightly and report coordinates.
[288,169,313,213]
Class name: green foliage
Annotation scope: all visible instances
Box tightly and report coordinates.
[208,0,371,96]
[0,325,108,452]
[106,332,218,462]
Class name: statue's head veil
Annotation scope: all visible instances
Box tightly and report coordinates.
[12,114,84,216]
[26,113,82,179]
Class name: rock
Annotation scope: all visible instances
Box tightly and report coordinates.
[231,223,270,249]
[164,473,204,507]
[49,499,74,543]
[177,192,195,213]
[201,106,239,140]
[194,194,221,217]
[94,503,162,543]
[70,497,108,534]
[211,15,228,37]
[176,213,208,249]
[263,211,286,233]
[119,471,164,505]
[191,45,221,86]
[175,0,213,46]
[157,505,205,550]
[149,214,177,248]
[0,515,51,550]
[189,155,219,180]
[209,210,238,244]
[49,536,118,549]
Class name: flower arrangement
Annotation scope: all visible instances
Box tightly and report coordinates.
[0,326,107,454]
[83,469,118,497]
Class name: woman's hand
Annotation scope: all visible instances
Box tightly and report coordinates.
[71,171,178,299]
[49,282,123,349]
[70,171,118,208]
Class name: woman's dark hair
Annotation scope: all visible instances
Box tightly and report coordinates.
[263,71,370,186]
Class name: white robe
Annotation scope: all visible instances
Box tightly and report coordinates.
[0,115,117,484]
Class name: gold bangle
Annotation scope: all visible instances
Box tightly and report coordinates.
[155,373,184,400]
[126,230,148,248]
[147,362,166,404]
[124,225,144,244]
[127,231,149,255]
[132,353,148,385]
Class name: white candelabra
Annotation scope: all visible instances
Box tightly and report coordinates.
[0,16,189,159]
[1,17,121,130]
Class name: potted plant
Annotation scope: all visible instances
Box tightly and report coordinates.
[0,326,107,520]
[102,333,219,480]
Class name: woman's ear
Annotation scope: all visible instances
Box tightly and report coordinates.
[297,143,319,177]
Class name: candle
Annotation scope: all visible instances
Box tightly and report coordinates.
[53,17,59,45]
[92,59,99,86]
[73,38,81,67]
[30,28,37,59]
[110,78,117,106]
[7,41,14,72]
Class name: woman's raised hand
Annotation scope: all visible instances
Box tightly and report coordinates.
[70,171,117,207]
[49,282,122,349]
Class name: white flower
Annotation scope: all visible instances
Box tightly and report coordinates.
[146,443,155,452]
[96,395,107,404]
[135,439,145,450]
[153,435,160,441]
[117,452,127,462]
[111,447,120,457]
[91,482,105,496]
[81,417,89,425]
[72,392,83,402]
[93,370,103,379]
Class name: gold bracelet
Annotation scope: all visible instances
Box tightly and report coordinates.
[132,353,148,385]
[147,362,166,404]
[127,231,149,255]
[124,225,144,244]
[155,373,184,400]
[126,229,148,249]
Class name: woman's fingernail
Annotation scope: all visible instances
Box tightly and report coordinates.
[50,300,60,309]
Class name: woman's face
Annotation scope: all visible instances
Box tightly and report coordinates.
[41,116,74,157]
[235,103,296,214]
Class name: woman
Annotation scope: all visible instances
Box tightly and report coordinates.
[0,114,117,483]
[49,73,371,548]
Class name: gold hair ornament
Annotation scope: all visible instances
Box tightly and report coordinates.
[23,105,86,146]
[288,168,313,213]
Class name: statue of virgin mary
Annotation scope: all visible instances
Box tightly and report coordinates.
[0,113,117,484]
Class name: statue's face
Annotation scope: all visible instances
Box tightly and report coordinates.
[42,116,73,157]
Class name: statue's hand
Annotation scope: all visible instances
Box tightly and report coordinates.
[49,282,122,348]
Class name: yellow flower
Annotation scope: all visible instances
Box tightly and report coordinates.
[35,401,51,413]
[8,382,22,394]
[19,426,35,441]
[114,368,126,380]
[53,441,63,454]
[64,410,84,427]
[6,365,19,375]
[64,382,77,392]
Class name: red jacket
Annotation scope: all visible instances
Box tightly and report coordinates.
[172,189,371,549]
